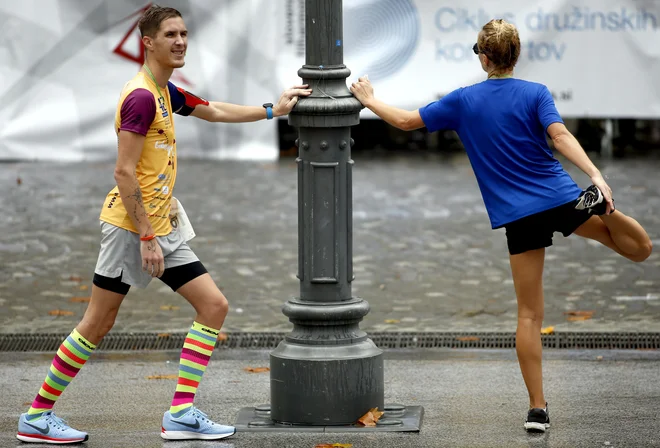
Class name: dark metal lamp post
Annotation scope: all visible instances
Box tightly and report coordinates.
[235,0,423,433]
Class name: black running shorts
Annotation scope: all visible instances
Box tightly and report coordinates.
[504,199,593,255]
[93,261,208,295]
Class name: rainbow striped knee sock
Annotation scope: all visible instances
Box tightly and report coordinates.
[169,321,219,418]
[26,328,96,420]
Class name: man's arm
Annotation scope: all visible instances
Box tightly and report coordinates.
[114,88,164,276]
[114,131,154,238]
[169,83,312,122]
[192,102,272,123]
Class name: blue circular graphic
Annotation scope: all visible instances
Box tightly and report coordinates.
[344,0,420,81]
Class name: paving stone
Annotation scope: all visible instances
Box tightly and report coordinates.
[0,153,658,334]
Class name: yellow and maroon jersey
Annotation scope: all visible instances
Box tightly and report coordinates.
[100,72,181,236]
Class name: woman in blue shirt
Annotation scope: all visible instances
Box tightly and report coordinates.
[350,18,652,433]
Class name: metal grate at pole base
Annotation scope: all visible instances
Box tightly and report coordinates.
[1,332,660,352]
[234,403,424,433]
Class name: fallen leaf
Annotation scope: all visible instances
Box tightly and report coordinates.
[357,413,375,427]
[541,326,555,335]
[356,407,385,427]
[160,305,180,311]
[23,402,31,406]
[69,297,91,303]
[68,275,82,282]
[564,311,594,322]
[79,285,89,291]
[384,319,400,324]
[48,310,74,316]
[217,332,228,341]
[596,356,604,360]
[564,311,594,317]
[16,177,22,185]
[146,374,178,380]
[157,333,171,338]
[315,444,353,448]
[456,336,480,342]
[244,367,270,373]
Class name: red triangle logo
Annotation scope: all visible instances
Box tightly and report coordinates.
[112,3,152,65]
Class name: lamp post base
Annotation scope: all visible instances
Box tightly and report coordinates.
[235,404,424,433]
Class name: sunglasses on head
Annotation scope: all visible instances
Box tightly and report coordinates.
[472,43,483,55]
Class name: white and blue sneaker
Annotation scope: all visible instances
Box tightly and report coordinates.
[161,406,235,440]
[17,411,88,444]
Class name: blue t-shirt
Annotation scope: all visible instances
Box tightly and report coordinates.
[419,78,583,229]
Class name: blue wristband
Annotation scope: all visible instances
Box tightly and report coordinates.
[263,103,274,120]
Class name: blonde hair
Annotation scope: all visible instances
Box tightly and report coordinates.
[478,19,521,72]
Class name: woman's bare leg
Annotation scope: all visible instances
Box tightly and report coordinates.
[509,248,547,409]
[573,212,652,262]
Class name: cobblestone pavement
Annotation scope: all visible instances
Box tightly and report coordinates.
[0,152,659,334]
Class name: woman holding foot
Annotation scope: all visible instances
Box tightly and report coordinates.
[350,18,653,432]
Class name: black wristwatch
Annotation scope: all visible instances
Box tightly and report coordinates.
[263,103,274,120]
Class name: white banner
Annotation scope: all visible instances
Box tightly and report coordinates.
[0,0,287,161]
[278,0,660,119]
[1,1,659,161]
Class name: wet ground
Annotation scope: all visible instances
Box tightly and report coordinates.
[1,153,658,334]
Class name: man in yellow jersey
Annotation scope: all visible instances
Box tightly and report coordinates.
[17,5,311,444]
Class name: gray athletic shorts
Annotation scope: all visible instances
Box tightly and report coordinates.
[94,221,199,289]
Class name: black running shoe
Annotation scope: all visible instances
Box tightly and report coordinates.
[575,185,614,215]
[524,403,550,432]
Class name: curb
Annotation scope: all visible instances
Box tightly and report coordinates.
[1,331,659,352]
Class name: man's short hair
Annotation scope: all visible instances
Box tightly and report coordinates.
[138,5,182,38]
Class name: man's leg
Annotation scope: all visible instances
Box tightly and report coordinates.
[509,248,547,410]
[176,271,229,332]
[573,212,652,262]
[158,262,234,440]
[168,268,228,417]
[19,281,127,444]
[26,284,126,418]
